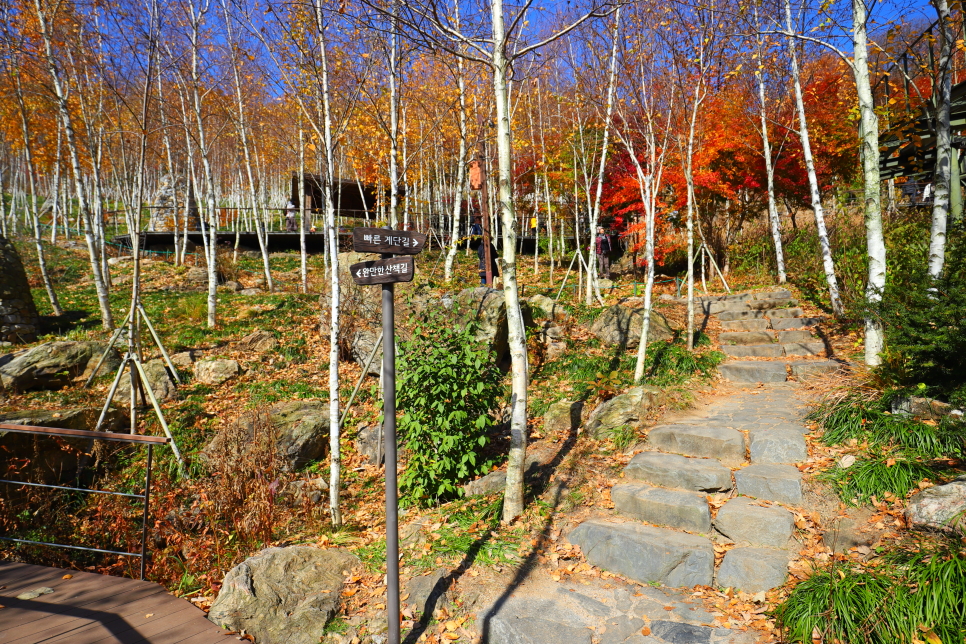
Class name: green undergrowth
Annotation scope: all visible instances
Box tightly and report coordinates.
[809,392,965,505]
[776,539,966,644]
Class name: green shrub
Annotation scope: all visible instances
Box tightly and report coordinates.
[776,541,966,643]
[397,309,505,506]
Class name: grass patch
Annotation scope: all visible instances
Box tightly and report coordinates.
[775,540,966,643]
[818,452,939,506]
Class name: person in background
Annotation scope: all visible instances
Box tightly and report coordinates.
[469,215,483,237]
[285,200,297,232]
[529,215,537,235]
[596,226,612,278]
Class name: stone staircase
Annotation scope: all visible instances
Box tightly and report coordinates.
[569,386,812,597]
[703,289,841,384]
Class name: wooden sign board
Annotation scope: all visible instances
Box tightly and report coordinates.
[350,256,415,285]
[352,228,427,255]
[469,160,483,190]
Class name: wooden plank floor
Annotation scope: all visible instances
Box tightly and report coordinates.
[0,562,234,644]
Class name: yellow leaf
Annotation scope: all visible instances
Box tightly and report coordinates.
[923,630,943,644]
[442,633,459,641]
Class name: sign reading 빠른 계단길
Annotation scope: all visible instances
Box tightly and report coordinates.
[352,227,427,255]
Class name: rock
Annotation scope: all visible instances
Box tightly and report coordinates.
[223,280,243,292]
[148,174,200,231]
[543,399,583,435]
[748,428,807,465]
[782,342,826,357]
[170,349,201,369]
[753,289,792,300]
[239,288,263,296]
[113,358,177,403]
[569,519,714,587]
[351,329,382,376]
[107,255,134,265]
[892,396,955,421]
[589,305,674,348]
[704,301,751,314]
[207,546,359,644]
[16,587,54,600]
[647,425,746,466]
[771,317,823,330]
[598,279,615,289]
[185,266,209,283]
[720,319,771,332]
[734,464,803,505]
[354,423,384,466]
[612,483,712,532]
[454,287,533,367]
[623,452,732,493]
[722,344,783,358]
[194,358,240,385]
[546,341,567,361]
[716,548,788,593]
[747,298,797,311]
[528,294,570,321]
[905,477,966,534]
[718,362,787,383]
[714,498,795,548]
[404,568,451,616]
[0,235,41,344]
[239,329,279,353]
[267,401,330,469]
[484,597,594,644]
[766,308,805,319]
[777,330,814,343]
[0,341,121,391]
[789,360,841,380]
[462,455,543,497]
[586,386,661,438]
[719,331,776,345]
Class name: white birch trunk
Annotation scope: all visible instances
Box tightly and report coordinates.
[928,0,953,280]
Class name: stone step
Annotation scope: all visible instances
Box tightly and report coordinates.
[777,330,814,343]
[719,331,776,345]
[703,301,752,314]
[696,293,753,303]
[623,452,733,493]
[789,360,842,379]
[722,344,783,358]
[783,341,826,357]
[717,547,790,593]
[612,483,711,533]
[749,427,808,464]
[719,362,787,383]
[647,425,746,466]
[734,463,803,505]
[714,497,795,549]
[716,308,803,321]
[746,298,797,311]
[771,316,823,330]
[720,319,771,332]
[752,289,792,300]
[568,519,714,587]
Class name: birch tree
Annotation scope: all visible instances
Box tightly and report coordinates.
[927,0,953,280]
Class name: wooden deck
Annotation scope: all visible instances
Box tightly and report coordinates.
[0,562,234,643]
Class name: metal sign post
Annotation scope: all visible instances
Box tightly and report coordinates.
[351,227,421,644]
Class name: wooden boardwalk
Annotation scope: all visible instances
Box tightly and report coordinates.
[0,562,233,644]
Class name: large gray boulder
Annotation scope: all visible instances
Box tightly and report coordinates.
[906,477,966,534]
[0,341,121,391]
[527,294,570,321]
[194,358,240,385]
[113,358,177,403]
[238,329,278,353]
[351,328,382,376]
[0,235,41,344]
[586,386,660,439]
[589,305,674,348]
[454,287,533,367]
[208,546,359,644]
[205,400,330,470]
[543,399,583,435]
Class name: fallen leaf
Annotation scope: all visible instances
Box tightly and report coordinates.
[62,575,73,580]
[840,455,856,469]
[145,613,154,618]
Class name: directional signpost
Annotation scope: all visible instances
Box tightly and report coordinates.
[350,227,423,644]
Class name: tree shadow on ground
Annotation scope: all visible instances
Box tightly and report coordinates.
[38,311,96,336]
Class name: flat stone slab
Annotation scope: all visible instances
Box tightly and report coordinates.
[568,519,714,587]
[714,497,795,548]
[735,464,803,505]
[719,319,770,332]
[718,362,787,383]
[624,452,732,493]
[648,425,746,466]
[748,427,807,465]
[612,483,712,533]
[719,331,776,345]
[771,317,823,330]
[746,298,797,310]
[765,307,805,319]
[777,330,814,343]
[783,341,826,356]
[716,547,789,593]
[752,289,792,300]
[704,301,751,314]
[722,344,783,358]
[789,360,842,380]
[697,293,752,303]
[716,310,771,321]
